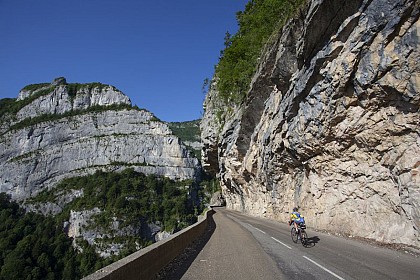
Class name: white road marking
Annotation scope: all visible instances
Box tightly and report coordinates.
[255,226,266,234]
[245,223,292,250]
[246,223,266,234]
[271,237,292,250]
[303,256,345,280]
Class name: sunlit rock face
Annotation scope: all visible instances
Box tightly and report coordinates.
[201,0,419,247]
[0,78,201,201]
[16,77,132,120]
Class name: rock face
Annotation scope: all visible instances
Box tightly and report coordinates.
[209,191,226,207]
[0,78,201,201]
[201,0,419,247]
[66,208,144,258]
[16,77,131,120]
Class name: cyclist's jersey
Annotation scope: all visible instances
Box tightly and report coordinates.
[291,211,304,224]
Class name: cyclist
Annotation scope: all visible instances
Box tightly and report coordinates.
[289,207,305,237]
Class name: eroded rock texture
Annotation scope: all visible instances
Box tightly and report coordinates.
[0,78,200,201]
[201,0,419,246]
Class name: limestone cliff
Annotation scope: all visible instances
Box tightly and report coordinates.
[0,77,201,201]
[201,0,419,247]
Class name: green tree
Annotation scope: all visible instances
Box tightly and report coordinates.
[214,0,306,122]
[0,192,92,280]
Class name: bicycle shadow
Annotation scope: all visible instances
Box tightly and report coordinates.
[303,236,320,248]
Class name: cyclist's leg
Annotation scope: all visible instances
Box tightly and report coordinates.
[295,222,301,239]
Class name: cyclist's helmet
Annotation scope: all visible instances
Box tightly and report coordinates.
[293,207,298,212]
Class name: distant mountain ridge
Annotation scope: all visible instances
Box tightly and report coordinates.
[0,77,201,201]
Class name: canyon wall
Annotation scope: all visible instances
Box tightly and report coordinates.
[201,0,420,247]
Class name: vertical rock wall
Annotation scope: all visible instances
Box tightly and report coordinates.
[201,0,420,246]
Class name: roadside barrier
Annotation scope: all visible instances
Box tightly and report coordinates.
[82,208,214,280]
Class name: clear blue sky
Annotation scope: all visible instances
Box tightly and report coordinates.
[0,0,247,122]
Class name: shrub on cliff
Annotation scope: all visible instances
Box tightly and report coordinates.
[214,0,305,112]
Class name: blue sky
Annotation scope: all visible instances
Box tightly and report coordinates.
[0,0,247,122]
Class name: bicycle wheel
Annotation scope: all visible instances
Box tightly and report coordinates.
[291,228,298,243]
[300,230,308,246]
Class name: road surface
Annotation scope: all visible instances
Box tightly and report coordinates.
[161,207,420,280]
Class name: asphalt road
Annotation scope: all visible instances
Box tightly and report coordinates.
[176,207,420,280]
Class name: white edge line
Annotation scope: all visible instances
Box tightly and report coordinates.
[303,256,345,280]
[271,237,292,250]
[255,227,266,234]
[246,223,266,234]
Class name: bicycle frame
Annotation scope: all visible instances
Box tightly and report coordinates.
[290,223,308,246]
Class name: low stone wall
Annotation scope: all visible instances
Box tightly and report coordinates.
[82,209,214,280]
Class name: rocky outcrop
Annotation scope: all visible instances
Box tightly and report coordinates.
[66,208,146,258]
[201,0,419,247]
[201,81,227,177]
[0,78,201,201]
[209,191,226,207]
[15,77,131,121]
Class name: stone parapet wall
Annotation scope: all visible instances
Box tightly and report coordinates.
[82,209,214,280]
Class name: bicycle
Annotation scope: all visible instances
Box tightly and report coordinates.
[290,222,308,246]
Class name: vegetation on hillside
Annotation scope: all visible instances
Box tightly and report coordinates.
[0,193,98,280]
[9,103,144,131]
[167,120,201,159]
[21,83,51,92]
[212,0,306,122]
[0,87,55,121]
[30,169,201,235]
[167,120,201,143]
[1,169,210,279]
[0,98,16,120]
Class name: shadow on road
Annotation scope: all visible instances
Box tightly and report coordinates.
[304,236,320,248]
[154,211,216,280]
